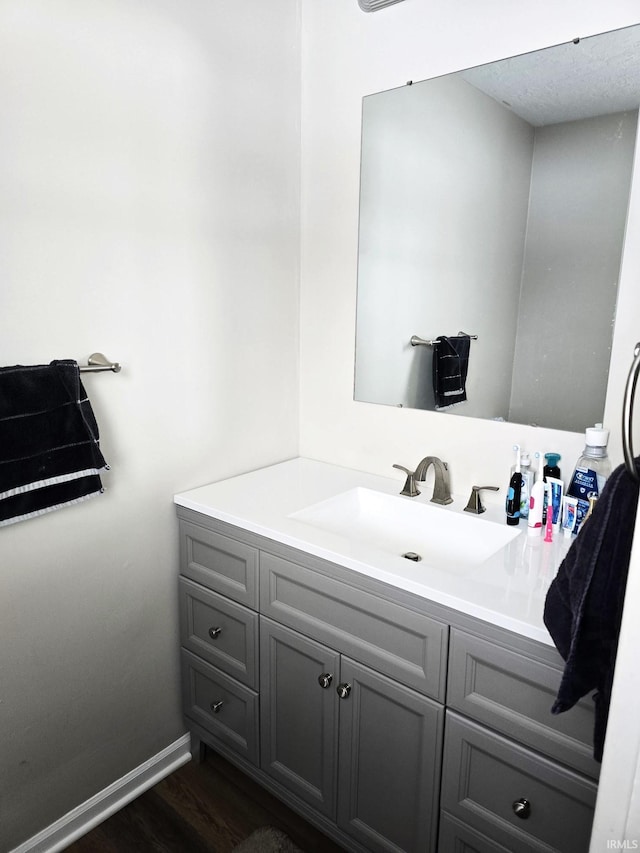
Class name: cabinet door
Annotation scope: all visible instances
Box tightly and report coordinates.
[260,617,340,819]
[337,657,444,853]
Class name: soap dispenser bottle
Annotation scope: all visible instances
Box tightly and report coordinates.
[567,424,611,534]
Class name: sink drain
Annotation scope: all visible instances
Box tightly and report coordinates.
[402,551,422,562]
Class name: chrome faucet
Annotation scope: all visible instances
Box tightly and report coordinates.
[392,456,453,504]
[414,456,453,505]
[464,485,499,514]
[392,464,420,497]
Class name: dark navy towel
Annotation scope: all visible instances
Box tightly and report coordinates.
[432,334,470,409]
[0,360,108,526]
[543,460,639,761]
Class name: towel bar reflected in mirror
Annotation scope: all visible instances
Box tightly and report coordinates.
[410,332,478,348]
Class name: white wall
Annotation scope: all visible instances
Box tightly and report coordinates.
[299,0,640,500]
[0,1,299,849]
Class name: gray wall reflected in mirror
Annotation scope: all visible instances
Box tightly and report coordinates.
[354,25,640,432]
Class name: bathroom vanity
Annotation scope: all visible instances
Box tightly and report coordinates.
[175,459,599,853]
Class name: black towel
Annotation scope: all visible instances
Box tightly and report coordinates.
[432,334,470,409]
[543,460,639,761]
[0,360,108,527]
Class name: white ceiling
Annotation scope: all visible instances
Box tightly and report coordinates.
[460,24,640,126]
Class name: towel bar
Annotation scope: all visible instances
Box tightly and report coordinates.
[79,353,121,374]
[410,332,478,348]
[622,341,640,482]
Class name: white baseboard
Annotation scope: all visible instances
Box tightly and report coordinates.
[10,733,192,853]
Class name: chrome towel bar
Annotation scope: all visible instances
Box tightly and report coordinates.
[622,342,640,482]
[79,353,121,374]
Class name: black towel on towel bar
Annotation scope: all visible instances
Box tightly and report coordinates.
[432,335,470,409]
[0,360,108,527]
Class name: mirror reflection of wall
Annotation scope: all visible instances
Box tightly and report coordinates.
[354,25,640,432]
[510,110,636,428]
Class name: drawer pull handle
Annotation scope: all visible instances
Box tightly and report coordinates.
[512,798,531,819]
[318,673,333,689]
[210,700,224,714]
[337,682,352,699]
[208,627,222,640]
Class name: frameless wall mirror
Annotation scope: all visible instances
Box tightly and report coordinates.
[358,0,407,10]
[354,25,640,432]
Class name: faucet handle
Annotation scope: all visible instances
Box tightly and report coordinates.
[464,485,499,515]
[393,464,420,497]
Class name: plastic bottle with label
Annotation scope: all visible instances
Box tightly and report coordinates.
[527,451,545,535]
[543,453,562,481]
[519,452,532,519]
[541,453,561,524]
[567,424,611,534]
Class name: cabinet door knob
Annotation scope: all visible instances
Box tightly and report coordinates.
[318,673,333,689]
[512,798,531,819]
[210,700,224,714]
[337,682,352,699]
[208,627,222,639]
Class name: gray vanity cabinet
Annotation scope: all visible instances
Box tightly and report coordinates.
[260,616,444,853]
[177,507,599,853]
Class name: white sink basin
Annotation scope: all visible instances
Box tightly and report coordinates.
[289,487,520,567]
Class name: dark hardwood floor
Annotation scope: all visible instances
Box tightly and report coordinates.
[66,748,345,853]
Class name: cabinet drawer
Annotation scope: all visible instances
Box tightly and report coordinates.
[447,628,599,778]
[181,649,259,766]
[260,551,448,700]
[438,813,513,853]
[179,577,258,688]
[441,712,596,853]
[179,519,258,608]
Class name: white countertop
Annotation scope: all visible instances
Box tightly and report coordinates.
[174,458,572,646]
